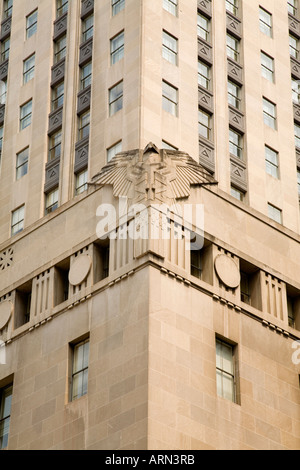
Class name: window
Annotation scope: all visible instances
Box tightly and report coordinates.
[52,82,64,111]
[3,0,12,19]
[45,188,59,214]
[162,141,177,150]
[190,249,202,279]
[110,31,124,65]
[109,81,123,116]
[229,128,243,159]
[292,77,300,104]
[231,186,244,202]
[71,339,89,401]
[288,0,298,16]
[226,0,238,16]
[295,122,300,148]
[54,34,67,63]
[263,98,276,129]
[268,203,282,224]
[82,14,93,42]
[78,111,90,140]
[49,130,62,161]
[107,141,122,162]
[216,338,238,403]
[0,79,6,104]
[226,33,239,62]
[162,80,178,116]
[16,147,29,180]
[163,0,177,16]
[259,7,272,37]
[198,109,211,140]
[198,60,210,90]
[23,54,35,84]
[228,80,241,109]
[261,51,274,82]
[297,169,300,197]
[197,13,210,42]
[81,61,92,90]
[290,34,299,58]
[0,124,3,160]
[75,169,88,195]
[57,0,68,18]
[162,31,178,65]
[15,281,32,327]
[1,37,10,62]
[287,286,300,330]
[20,100,32,130]
[11,205,25,236]
[0,384,13,450]
[112,0,125,16]
[265,146,279,178]
[26,9,38,39]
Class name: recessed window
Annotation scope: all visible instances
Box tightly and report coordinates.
[297,169,300,197]
[198,60,210,90]
[226,0,238,16]
[14,281,32,327]
[16,147,29,180]
[81,61,92,90]
[0,384,13,450]
[45,188,59,215]
[82,14,93,42]
[231,186,244,202]
[71,338,90,401]
[216,338,239,404]
[163,0,177,16]
[286,285,300,330]
[162,31,178,65]
[290,34,299,59]
[49,130,62,161]
[51,82,64,111]
[1,37,10,61]
[162,80,178,116]
[268,203,282,224]
[228,80,241,109]
[295,122,300,148]
[292,78,300,104]
[288,0,298,16]
[26,9,38,39]
[20,100,32,130]
[197,13,210,41]
[107,141,122,162]
[259,7,272,37]
[11,205,25,236]
[112,0,125,16]
[226,33,239,62]
[198,108,211,140]
[78,111,90,140]
[23,54,35,84]
[3,0,13,19]
[265,146,279,178]
[0,79,7,104]
[261,51,274,82]
[110,31,124,65]
[75,168,88,195]
[109,81,123,116]
[57,0,68,18]
[54,34,67,63]
[0,124,3,160]
[263,97,276,129]
[229,128,243,159]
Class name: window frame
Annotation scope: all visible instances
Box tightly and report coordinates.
[109,81,123,116]
[54,34,67,64]
[110,30,125,65]
[259,7,272,37]
[16,147,29,180]
[162,30,178,65]
[11,205,25,236]
[78,111,90,140]
[75,168,88,195]
[112,0,125,16]
[229,128,243,159]
[198,108,212,140]
[82,14,94,42]
[226,33,239,62]
[265,145,279,179]
[51,82,64,111]
[70,338,90,402]
[45,187,59,215]
[268,202,282,224]
[261,51,274,82]
[56,0,68,18]
[23,53,35,84]
[107,141,122,162]
[0,384,13,450]
[216,338,239,404]
[262,97,276,130]
[226,0,238,16]
[81,61,92,90]
[26,9,38,39]
[228,80,241,109]
[162,80,178,116]
[20,100,33,130]
[163,0,178,16]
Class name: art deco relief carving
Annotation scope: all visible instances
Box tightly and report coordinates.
[0,247,14,271]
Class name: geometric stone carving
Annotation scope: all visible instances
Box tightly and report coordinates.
[229,106,245,132]
[44,157,60,193]
[214,254,240,289]
[0,247,14,271]
[0,16,11,41]
[75,136,89,174]
[291,56,300,80]
[81,0,94,19]
[79,37,93,66]
[294,103,300,124]
[226,12,242,38]
[197,0,212,17]
[288,13,300,37]
[48,107,63,135]
[90,143,217,205]
[230,157,247,191]
[51,59,65,87]
[199,139,215,174]
[227,58,243,84]
[53,12,68,41]
[198,86,213,113]
[68,255,92,286]
[0,58,9,81]
[77,85,91,115]
[0,301,13,330]
[198,38,213,64]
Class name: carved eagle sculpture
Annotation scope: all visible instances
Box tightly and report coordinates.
[90,143,217,204]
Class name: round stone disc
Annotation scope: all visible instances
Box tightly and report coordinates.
[0,301,13,330]
[68,255,92,286]
[214,254,240,289]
